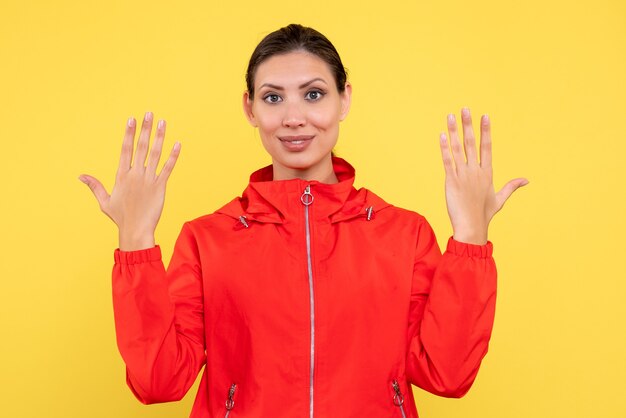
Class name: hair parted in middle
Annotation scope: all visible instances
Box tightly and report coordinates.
[245,24,348,100]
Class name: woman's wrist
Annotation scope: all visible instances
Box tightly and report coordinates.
[452,226,488,245]
[118,229,156,251]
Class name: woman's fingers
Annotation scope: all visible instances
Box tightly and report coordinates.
[447,114,464,170]
[494,177,529,212]
[461,108,478,164]
[158,142,182,182]
[446,109,492,171]
[439,133,455,176]
[146,119,166,175]
[118,117,136,175]
[480,114,492,169]
[116,112,176,179]
[133,111,154,168]
[78,174,110,210]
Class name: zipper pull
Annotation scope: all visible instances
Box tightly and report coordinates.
[392,380,404,406]
[225,383,237,410]
[300,184,314,206]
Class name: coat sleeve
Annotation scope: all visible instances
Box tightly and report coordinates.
[111,222,206,404]
[405,218,497,398]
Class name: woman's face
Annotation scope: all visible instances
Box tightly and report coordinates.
[243,50,351,182]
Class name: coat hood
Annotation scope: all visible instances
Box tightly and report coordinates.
[216,157,390,225]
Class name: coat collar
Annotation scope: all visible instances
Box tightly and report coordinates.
[216,157,390,224]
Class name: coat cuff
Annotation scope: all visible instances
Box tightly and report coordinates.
[446,237,493,258]
[114,245,162,265]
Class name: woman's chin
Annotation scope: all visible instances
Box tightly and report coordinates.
[271,153,334,181]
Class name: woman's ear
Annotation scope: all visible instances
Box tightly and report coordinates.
[242,91,257,127]
[339,82,352,121]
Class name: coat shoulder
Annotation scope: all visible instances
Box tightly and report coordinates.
[361,187,429,225]
[181,197,244,234]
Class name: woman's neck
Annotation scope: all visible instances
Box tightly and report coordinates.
[272,158,338,184]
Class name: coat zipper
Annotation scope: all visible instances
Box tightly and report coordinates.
[392,380,407,418]
[301,184,315,418]
[224,383,236,418]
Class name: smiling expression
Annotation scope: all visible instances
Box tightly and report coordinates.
[243,50,352,183]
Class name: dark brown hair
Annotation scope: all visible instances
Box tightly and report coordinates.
[245,24,348,100]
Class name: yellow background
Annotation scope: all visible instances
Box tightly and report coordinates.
[1,0,624,417]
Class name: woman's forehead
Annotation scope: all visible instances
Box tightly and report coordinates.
[254,51,334,88]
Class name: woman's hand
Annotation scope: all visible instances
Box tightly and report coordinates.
[79,112,181,251]
[439,108,528,245]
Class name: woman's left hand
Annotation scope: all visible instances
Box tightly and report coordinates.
[439,108,528,245]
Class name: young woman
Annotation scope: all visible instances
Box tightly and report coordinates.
[80,24,527,418]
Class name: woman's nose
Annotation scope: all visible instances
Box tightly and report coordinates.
[282,102,306,128]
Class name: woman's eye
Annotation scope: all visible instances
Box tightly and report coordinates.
[305,90,324,101]
[263,94,282,104]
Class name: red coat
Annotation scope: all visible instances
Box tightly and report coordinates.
[112,157,497,418]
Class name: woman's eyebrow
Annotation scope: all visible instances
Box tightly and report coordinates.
[258,78,328,91]
[258,83,284,91]
[299,78,327,88]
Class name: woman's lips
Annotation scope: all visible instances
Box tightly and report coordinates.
[278,135,315,151]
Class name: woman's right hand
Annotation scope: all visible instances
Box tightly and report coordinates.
[79,112,181,251]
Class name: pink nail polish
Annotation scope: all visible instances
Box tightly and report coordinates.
[448,114,455,123]
[157,120,164,129]
[145,111,153,122]
[128,117,135,128]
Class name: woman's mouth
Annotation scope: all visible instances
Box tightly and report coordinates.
[278,135,315,151]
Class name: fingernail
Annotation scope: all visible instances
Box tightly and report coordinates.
[462,108,470,117]
[157,120,164,129]
[127,117,135,128]
[448,114,455,123]
[483,114,490,124]
[78,175,87,183]
[145,111,153,122]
